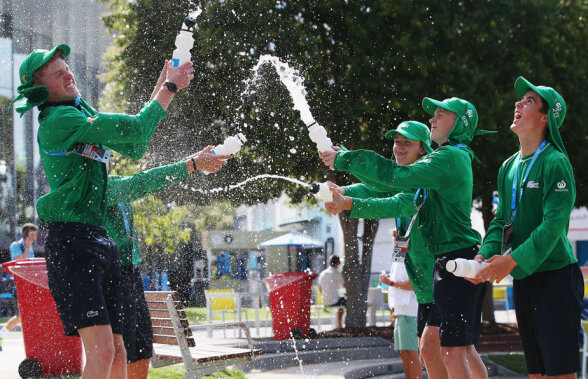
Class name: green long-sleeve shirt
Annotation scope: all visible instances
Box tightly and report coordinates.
[37,99,166,226]
[105,161,189,266]
[335,146,481,255]
[344,183,435,304]
[479,144,576,279]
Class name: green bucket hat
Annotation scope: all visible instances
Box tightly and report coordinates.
[422,97,479,145]
[422,97,495,162]
[514,76,567,156]
[385,121,434,154]
[9,43,71,117]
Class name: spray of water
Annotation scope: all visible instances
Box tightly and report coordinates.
[245,55,315,126]
[188,174,309,194]
[290,332,307,377]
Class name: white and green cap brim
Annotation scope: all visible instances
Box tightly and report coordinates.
[385,121,434,154]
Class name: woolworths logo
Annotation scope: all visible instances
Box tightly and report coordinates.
[553,102,562,118]
[555,180,569,192]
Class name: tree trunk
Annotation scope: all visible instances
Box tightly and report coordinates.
[339,211,379,328]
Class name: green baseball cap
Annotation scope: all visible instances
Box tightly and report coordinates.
[385,121,434,154]
[9,43,71,117]
[514,76,567,155]
[422,96,488,150]
[422,97,478,133]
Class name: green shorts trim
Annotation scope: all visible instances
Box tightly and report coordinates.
[393,315,418,351]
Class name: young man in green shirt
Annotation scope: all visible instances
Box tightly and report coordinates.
[320,98,489,379]
[475,77,582,378]
[324,121,446,379]
[106,148,228,379]
[11,44,194,379]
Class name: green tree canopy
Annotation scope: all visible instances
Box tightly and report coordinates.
[99,0,588,326]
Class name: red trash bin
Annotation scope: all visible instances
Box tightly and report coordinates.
[263,272,317,340]
[3,258,83,378]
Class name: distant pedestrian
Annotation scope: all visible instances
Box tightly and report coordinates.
[0,223,38,351]
[380,260,421,379]
[318,255,346,329]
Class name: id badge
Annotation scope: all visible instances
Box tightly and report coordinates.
[501,221,514,255]
[392,235,410,263]
[73,143,112,164]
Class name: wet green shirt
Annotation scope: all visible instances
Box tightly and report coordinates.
[36,99,166,226]
[105,161,188,266]
[335,146,481,255]
[344,183,435,304]
[479,144,576,279]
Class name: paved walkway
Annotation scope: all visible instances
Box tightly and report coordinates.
[0,328,27,379]
[0,309,518,378]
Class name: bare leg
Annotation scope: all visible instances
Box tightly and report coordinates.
[5,315,20,331]
[109,333,127,379]
[466,345,488,379]
[419,326,448,379]
[337,308,344,329]
[441,346,473,379]
[127,358,149,379]
[78,325,116,379]
[399,350,423,379]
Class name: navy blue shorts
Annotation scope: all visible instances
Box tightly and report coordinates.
[121,266,153,363]
[433,246,485,346]
[417,302,441,337]
[45,222,123,336]
[514,263,583,376]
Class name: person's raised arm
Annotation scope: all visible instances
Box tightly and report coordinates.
[151,61,194,111]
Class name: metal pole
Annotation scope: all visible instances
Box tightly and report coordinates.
[10,19,17,240]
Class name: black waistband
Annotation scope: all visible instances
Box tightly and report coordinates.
[48,222,107,236]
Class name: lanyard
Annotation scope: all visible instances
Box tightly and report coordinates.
[510,140,547,221]
[397,188,427,238]
[117,203,132,240]
[74,95,88,117]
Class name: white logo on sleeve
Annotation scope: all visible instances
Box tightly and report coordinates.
[527,181,539,189]
[555,180,569,192]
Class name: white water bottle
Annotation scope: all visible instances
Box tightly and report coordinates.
[307,121,335,153]
[308,182,333,202]
[203,133,247,175]
[445,258,489,279]
[171,17,197,67]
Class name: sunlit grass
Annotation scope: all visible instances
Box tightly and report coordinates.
[145,365,244,379]
[483,353,528,375]
[42,367,244,379]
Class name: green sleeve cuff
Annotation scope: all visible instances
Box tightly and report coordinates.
[147,100,167,120]
[333,151,347,171]
[173,160,190,180]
